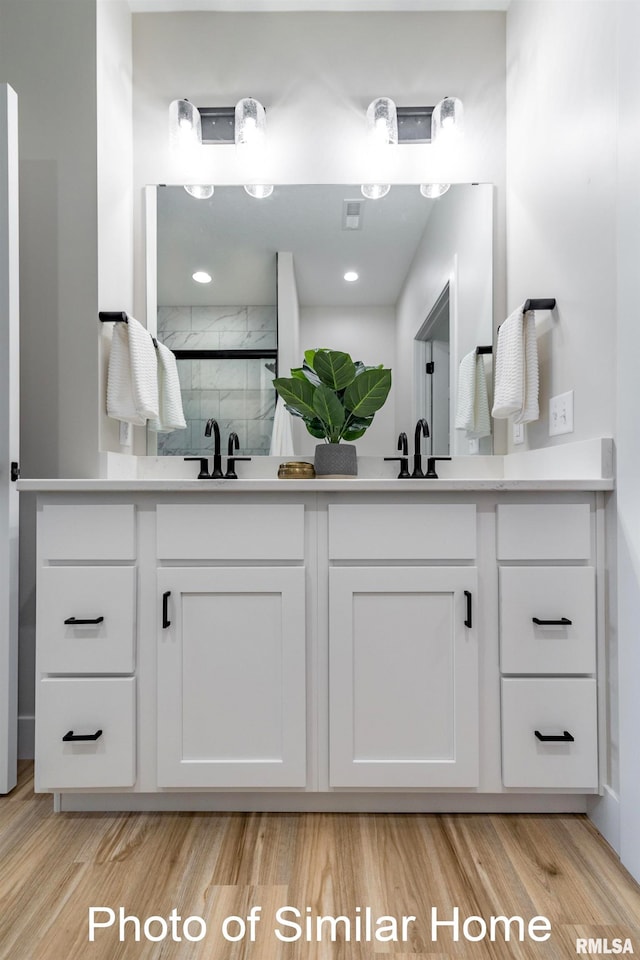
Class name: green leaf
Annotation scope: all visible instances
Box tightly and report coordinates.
[304,349,318,369]
[302,360,321,386]
[305,418,327,439]
[313,385,345,433]
[343,368,392,418]
[290,367,306,381]
[313,350,357,390]
[273,377,317,420]
[342,425,368,441]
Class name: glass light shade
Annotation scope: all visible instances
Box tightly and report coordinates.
[366,97,398,146]
[235,97,267,148]
[184,184,214,200]
[192,271,212,284]
[431,97,464,142]
[420,183,451,199]
[361,183,391,200]
[244,184,274,199]
[169,99,202,151]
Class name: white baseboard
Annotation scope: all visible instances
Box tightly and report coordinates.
[18,714,34,760]
[587,785,621,854]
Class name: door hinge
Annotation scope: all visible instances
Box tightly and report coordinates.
[10,462,19,482]
[425,361,435,374]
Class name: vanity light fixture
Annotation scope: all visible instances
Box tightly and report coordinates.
[431,96,464,143]
[235,98,273,199]
[244,184,274,199]
[361,184,391,200]
[169,99,202,151]
[344,271,359,282]
[420,183,451,199]
[192,270,212,284]
[362,97,398,201]
[184,185,214,200]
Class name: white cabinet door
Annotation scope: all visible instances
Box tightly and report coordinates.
[329,566,478,788]
[157,567,306,788]
[0,85,19,795]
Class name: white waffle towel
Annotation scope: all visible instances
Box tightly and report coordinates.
[149,341,187,433]
[455,351,491,438]
[107,317,159,425]
[269,395,295,457]
[491,304,539,423]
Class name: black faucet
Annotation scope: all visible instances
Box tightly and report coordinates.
[225,432,252,479]
[412,419,430,478]
[384,432,410,478]
[204,418,224,478]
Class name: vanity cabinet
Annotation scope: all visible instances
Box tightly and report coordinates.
[327,502,479,788]
[156,566,306,788]
[497,504,598,790]
[329,565,478,788]
[155,501,307,788]
[30,487,606,809]
[35,504,137,792]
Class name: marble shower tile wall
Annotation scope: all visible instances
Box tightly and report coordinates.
[156,306,277,457]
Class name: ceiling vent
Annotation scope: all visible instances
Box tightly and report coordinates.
[342,199,363,231]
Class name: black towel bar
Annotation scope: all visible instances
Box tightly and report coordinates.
[99,311,128,323]
[476,345,493,355]
[523,298,556,312]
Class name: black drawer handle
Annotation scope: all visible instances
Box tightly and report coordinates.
[64,616,104,625]
[464,590,472,628]
[534,730,575,742]
[62,729,103,742]
[532,617,572,626]
[162,591,171,629]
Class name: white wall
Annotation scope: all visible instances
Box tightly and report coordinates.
[298,306,395,455]
[395,183,493,453]
[506,0,616,452]
[613,0,640,884]
[97,0,134,455]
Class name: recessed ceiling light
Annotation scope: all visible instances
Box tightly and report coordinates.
[192,270,212,284]
[344,271,359,282]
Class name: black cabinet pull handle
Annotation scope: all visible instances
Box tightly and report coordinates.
[534,730,575,742]
[532,617,572,626]
[162,591,171,629]
[64,616,104,625]
[464,590,472,628]
[62,729,103,742]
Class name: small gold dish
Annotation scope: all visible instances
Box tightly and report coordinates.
[278,461,316,479]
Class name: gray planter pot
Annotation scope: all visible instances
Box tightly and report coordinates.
[314,443,357,477]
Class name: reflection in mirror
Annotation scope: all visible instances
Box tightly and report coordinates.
[148,183,493,457]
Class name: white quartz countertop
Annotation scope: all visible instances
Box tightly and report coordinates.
[16,439,614,493]
[17,477,614,492]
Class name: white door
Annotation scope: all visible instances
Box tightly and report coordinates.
[329,566,478,788]
[0,85,19,795]
[157,567,306,788]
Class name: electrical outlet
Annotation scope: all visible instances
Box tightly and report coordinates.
[549,390,574,437]
[468,438,480,454]
[119,421,132,446]
[513,422,524,445]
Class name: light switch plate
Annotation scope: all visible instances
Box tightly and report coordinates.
[468,438,480,454]
[513,422,524,445]
[549,390,574,436]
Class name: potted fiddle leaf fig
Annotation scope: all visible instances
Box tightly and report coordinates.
[273,348,392,476]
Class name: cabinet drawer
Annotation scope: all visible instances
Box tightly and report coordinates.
[499,567,595,675]
[501,678,597,789]
[37,566,136,674]
[157,503,304,560]
[496,504,591,560]
[40,504,136,560]
[328,504,476,560]
[35,677,136,790]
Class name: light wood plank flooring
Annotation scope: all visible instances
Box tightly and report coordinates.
[1,763,639,959]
